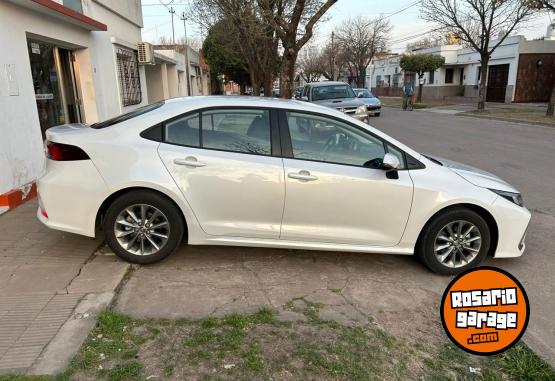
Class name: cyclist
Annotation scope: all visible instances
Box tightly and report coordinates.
[402,80,414,111]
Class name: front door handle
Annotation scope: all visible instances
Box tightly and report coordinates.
[288,170,318,181]
[174,156,207,167]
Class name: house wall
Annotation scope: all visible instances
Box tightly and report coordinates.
[0,0,146,198]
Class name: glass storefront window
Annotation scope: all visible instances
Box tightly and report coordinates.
[27,40,65,137]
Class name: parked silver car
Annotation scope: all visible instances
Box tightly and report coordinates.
[353,88,381,117]
[300,82,370,123]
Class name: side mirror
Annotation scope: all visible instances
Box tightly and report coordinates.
[301,96,309,102]
[382,153,400,171]
[357,93,364,98]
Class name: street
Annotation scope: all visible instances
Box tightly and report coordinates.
[114,108,555,365]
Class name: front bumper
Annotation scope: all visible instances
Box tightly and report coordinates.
[491,196,532,258]
[366,105,381,114]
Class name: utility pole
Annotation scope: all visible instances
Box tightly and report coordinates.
[180,12,192,96]
[331,32,335,81]
[169,6,176,44]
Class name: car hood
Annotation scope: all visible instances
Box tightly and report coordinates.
[358,98,381,106]
[426,155,519,193]
[313,98,365,108]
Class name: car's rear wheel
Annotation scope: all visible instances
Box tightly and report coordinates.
[375,112,381,117]
[103,190,184,264]
[416,208,490,275]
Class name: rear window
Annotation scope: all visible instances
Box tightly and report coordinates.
[90,101,165,129]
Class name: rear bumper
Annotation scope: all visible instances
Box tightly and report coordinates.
[37,159,108,237]
[491,197,531,258]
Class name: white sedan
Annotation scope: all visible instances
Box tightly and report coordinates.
[37,97,531,274]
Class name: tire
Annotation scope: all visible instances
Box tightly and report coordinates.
[375,112,381,117]
[416,208,491,275]
[103,190,184,264]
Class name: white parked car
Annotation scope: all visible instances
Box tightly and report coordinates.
[37,96,530,274]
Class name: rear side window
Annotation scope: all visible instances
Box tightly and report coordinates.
[163,108,271,156]
[165,113,200,146]
[202,109,271,155]
[91,101,164,129]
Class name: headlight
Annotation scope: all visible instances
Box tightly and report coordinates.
[489,189,524,207]
[355,105,367,115]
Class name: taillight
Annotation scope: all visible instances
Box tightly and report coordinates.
[46,141,90,161]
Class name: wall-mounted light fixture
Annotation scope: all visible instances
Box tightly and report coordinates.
[536,59,543,68]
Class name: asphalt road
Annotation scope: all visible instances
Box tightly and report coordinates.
[115,107,555,366]
[372,108,555,215]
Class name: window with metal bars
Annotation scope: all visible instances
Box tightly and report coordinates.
[116,47,142,106]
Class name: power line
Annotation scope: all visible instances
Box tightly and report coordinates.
[382,0,422,19]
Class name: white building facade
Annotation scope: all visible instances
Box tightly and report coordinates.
[370,33,555,103]
[0,0,147,209]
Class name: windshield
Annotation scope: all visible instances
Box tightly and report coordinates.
[312,85,356,101]
[355,89,375,98]
[90,101,165,129]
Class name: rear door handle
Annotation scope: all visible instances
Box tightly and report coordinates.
[174,157,207,167]
[288,170,318,181]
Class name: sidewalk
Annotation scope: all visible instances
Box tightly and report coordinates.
[0,200,128,374]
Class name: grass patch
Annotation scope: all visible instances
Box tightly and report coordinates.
[1,307,553,381]
[464,107,555,126]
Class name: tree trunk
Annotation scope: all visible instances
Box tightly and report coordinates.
[478,57,489,111]
[279,50,297,99]
[417,73,424,103]
[356,65,366,88]
[547,84,555,117]
[263,75,273,97]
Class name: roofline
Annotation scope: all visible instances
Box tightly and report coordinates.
[16,0,108,31]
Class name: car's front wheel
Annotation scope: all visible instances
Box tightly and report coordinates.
[103,190,184,264]
[416,208,491,275]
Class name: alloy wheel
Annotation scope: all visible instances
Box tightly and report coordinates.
[114,204,170,256]
[434,220,482,268]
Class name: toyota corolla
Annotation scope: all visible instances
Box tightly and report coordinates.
[37,97,531,274]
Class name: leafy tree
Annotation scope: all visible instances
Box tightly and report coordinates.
[399,53,445,103]
[335,16,391,88]
[420,0,536,110]
[202,19,251,93]
[189,0,279,96]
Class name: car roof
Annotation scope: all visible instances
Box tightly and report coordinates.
[161,95,337,115]
[305,81,350,88]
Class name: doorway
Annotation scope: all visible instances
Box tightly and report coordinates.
[27,39,83,138]
[486,64,509,102]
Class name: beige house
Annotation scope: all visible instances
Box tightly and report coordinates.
[146,44,210,103]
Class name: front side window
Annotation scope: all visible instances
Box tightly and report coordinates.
[286,112,386,168]
[202,109,271,155]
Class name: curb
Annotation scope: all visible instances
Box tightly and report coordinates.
[0,182,37,211]
[27,254,130,375]
[459,113,555,128]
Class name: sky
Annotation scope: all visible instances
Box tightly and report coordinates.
[141,0,554,53]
